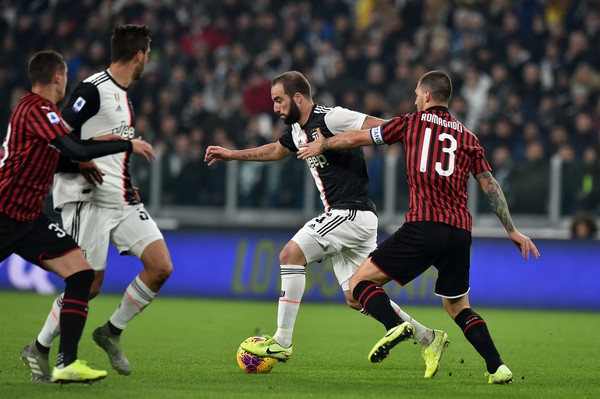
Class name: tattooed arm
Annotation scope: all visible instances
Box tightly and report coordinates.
[297,127,374,159]
[476,171,515,232]
[475,171,541,260]
[205,142,292,166]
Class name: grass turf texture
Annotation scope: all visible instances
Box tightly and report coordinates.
[1,291,598,399]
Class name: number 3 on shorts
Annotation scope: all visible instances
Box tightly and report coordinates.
[48,222,67,238]
[138,209,149,220]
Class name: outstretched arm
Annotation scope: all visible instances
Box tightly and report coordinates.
[51,134,154,162]
[475,171,540,260]
[362,115,386,129]
[204,141,292,166]
[297,127,374,159]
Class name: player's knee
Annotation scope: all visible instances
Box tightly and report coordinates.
[86,270,105,299]
[279,246,303,265]
[442,296,470,320]
[348,274,360,293]
[279,247,290,264]
[145,259,173,284]
[343,289,361,310]
[155,262,173,283]
[346,297,362,311]
[88,287,101,299]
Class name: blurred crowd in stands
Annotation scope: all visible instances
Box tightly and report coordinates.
[1,0,599,218]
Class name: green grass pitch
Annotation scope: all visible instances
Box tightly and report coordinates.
[1,290,598,399]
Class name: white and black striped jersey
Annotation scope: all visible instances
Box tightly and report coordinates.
[279,105,376,214]
[53,70,137,210]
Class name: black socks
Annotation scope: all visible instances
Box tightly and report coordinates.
[57,269,93,367]
[353,280,402,330]
[455,308,503,373]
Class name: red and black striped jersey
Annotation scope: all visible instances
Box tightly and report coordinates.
[369,106,491,232]
[0,92,70,221]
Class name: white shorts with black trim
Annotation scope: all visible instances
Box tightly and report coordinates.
[291,209,377,291]
[61,202,163,270]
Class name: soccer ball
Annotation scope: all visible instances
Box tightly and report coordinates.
[236,336,277,374]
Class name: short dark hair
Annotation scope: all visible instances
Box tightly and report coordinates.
[570,211,598,239]
[271,71,312,99]
[418,70,452,103]
[111,24,151,63]
[28,50,66,85]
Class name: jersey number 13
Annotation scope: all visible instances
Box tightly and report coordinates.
[419,127,457,176]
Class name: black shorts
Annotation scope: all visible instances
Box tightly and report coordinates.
[0,212,80,267]
[370,221,471,298]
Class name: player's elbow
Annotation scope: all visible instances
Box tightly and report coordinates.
[55,139,94,162]
[66,149,93,162]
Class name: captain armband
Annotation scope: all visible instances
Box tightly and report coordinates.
[370,126,385,145]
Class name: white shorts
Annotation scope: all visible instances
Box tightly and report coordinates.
[61,202,164,270]
[291,209,378,291]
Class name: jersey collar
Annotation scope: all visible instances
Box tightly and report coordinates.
[105,69,129,91]
[426,105,449,112]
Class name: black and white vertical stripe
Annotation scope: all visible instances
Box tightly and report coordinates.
[69,202,85,243]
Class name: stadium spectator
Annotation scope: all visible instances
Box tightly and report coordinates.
[548,123,571,153]
[539,39,562,91]
[572,111,597,154]
[501,90,526,133]
[488,63,515,103]
[570,211,598,239]
[503,39,531,81]
[507,140,550,214]
[491,119,518,155]
[255,38,292,79]
[563,30,596,74]
[519,62,544,114]
[556,143,586,215]
[386,62,414,109]
[241,67,273,116]
[537,93,563,131]
[571,62,600,99]
[490,145,515,188]
[576,146,600,213]
[460,64,492,129]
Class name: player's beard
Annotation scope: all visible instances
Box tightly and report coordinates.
[133,63,145,81]
[282,101,301,125]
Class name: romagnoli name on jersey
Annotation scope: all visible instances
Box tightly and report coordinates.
[420,112,464,132]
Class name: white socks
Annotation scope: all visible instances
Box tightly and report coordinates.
[109,275,156,329]
[36,276,157,347]
[388,300,433,347]
[273,265,305,348]
[37,293,64,347]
